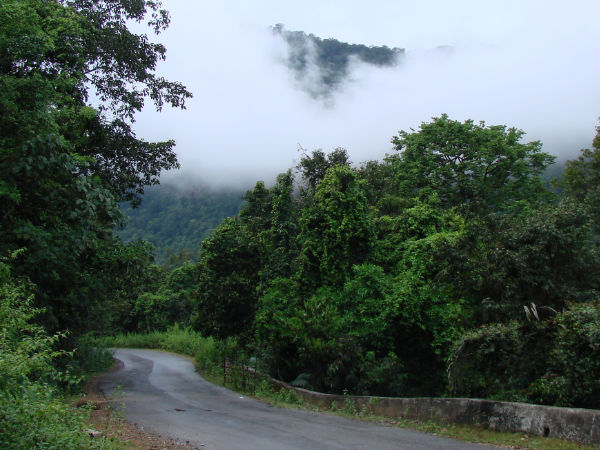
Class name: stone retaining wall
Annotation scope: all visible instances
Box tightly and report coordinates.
[270,379,600,445]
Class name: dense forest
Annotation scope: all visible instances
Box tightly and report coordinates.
[118,161,568,268]
[272,24,404,98]
[119,184,245,266]
[1,1,600,448]
[118,117,600,408]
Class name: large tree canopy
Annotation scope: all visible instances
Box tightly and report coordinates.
[298,165,374,292]
[1,0,192,204]
[0,0,191,332]
[389,115,555,215]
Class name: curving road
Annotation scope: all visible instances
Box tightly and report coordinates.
[97,349,497,450]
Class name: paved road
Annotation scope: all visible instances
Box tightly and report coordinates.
[98,349,497,450]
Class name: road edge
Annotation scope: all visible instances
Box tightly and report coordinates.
[81,356,200,450]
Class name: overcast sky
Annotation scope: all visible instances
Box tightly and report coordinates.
[132,0,600,187]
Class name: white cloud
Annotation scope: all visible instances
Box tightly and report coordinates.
[133,0,600,187]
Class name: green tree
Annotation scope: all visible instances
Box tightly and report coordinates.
[193,218,260,340]
[132,261,196,332]
[458,201,600,322]
[448,302,600,409]
[298,165,374,292]
[296,147,350,191]
[254,277,301,381]
[268,171,299,266]
[389,115,555,215]
[0,0,191,332]
[97,240,162,333]
[255,171,300,284]
[557,123,600,224]
[376,199,470,395]
[1,0,191,203]
[356,159,398,210]
[543,302,600,408]
[448,320,554,401]
[240,181,272,234]
[255,264,426,396]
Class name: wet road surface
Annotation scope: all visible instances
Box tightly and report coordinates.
[97,348,498,450]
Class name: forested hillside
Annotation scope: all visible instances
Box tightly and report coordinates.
[272,24,404,98]
[119,183,245,265]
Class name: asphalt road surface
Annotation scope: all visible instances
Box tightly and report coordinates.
[98,349,497,450]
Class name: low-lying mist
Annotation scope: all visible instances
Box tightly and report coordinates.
[132,0,600,189]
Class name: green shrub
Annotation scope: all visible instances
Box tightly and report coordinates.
[0,382,113,450]
[448,320,555,401]
[0,261,116,449]
[531,302,600,408]
[448,301,600,408]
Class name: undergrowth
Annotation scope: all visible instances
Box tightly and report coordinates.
[0,260,120,449]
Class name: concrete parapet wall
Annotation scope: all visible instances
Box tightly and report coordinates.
[270,379,600,445]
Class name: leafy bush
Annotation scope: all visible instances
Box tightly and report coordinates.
[0,382,112,450]
[448,321,554,401]
[0,271,61,391]
[0,261,116,449]
[448,302,600,408]
[530,302,600,408]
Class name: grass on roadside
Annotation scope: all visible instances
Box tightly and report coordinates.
[91,328,600,450]
[90,325,223,379]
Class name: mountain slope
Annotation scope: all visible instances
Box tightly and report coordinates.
[119,183,245,265]
[272,24,404,98]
